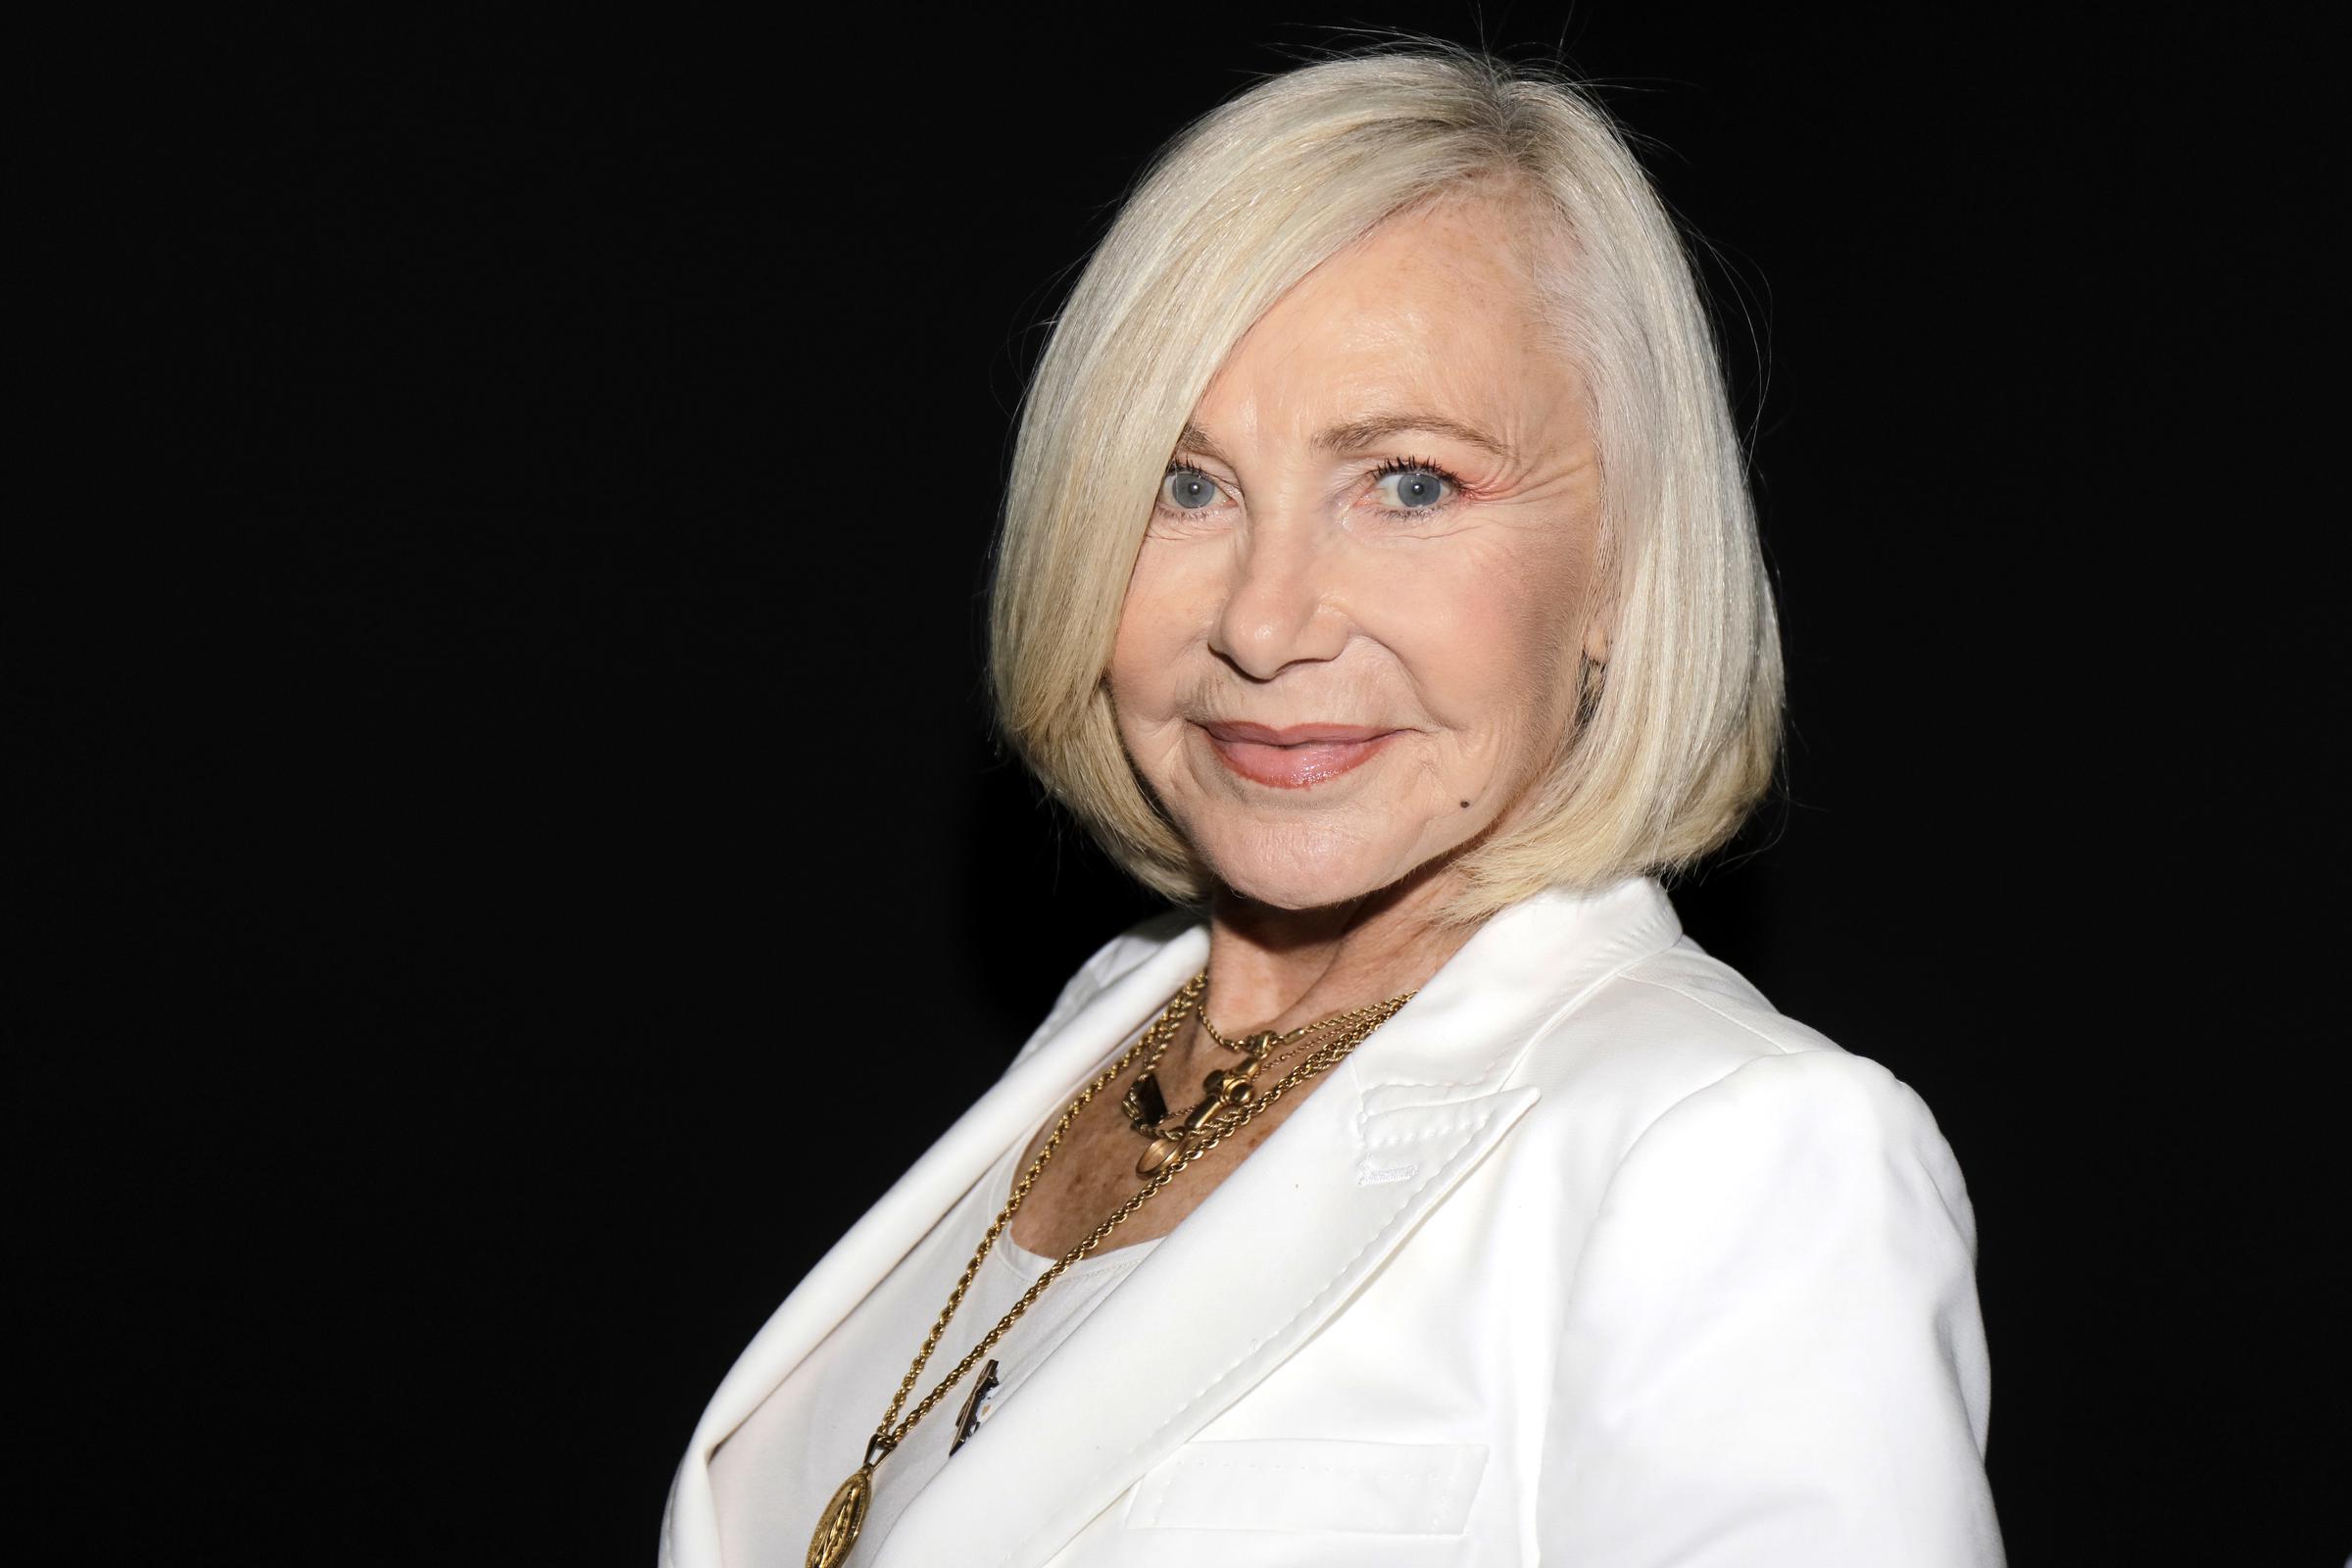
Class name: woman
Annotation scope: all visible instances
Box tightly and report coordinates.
[662,43,2000,1568]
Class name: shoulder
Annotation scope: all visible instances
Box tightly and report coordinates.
[1511,935,1975,1243]
[1535,934,1841,1087]
[1522,942,2000,1555]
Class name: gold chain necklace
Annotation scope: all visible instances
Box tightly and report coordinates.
[1119,992,1409,1176]
[806,969,1415,1568]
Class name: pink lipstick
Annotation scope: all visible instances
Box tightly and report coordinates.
[1199,720,1400,790]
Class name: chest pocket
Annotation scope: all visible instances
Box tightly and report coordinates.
[1122,1438,1489,1535]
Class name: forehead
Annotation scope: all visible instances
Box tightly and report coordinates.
[1196,191,1583,439]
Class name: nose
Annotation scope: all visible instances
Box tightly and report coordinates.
[1208,516,1349,680]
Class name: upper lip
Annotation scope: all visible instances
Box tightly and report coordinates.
[1198,720,1398,746]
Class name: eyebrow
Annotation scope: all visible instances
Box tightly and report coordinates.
[1176,411,1516,466]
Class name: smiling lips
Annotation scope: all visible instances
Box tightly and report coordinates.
[1199,720,1402,789]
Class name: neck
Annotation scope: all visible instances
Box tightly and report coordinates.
[1200,858,1485,1036]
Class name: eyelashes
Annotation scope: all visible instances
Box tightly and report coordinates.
[1159,463,1227,514]
[1155,455,1467,523]
[1364,456,1463,517]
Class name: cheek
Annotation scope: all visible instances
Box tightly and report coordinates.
[1106,543,1202,725]
[1382,542,1582,746]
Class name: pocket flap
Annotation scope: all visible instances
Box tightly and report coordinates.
[1124,1439,1489,1535]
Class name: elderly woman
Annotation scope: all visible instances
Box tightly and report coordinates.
[662,45,2000,1568]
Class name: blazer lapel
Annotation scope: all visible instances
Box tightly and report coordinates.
[661,925,1209,1568]
[873,876,1682,1568]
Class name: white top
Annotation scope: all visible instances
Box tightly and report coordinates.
[707,1113,1162,1567]
[663,878,2001,1568]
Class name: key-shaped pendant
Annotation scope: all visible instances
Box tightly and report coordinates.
[1136,1063,1262,1176]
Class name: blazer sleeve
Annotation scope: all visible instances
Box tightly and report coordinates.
[1535,1048,2004,1567]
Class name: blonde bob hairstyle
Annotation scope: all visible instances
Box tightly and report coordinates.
[988,42,1783,925]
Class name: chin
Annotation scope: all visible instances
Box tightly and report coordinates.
[1191,819,1432,911]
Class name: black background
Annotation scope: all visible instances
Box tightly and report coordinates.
[22,7,2344,1564]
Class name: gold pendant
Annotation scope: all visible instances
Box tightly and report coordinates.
[807,1463,873,1568]
[1120,1072,1169,1132]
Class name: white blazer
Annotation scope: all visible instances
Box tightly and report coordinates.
[661,875,2003,1566]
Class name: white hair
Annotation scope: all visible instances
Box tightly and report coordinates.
[988,41,1782,923]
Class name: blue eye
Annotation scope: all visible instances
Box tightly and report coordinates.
[1371,460,1456,512]
[1161,466,1225,511]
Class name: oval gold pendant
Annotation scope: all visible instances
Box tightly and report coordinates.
[807,1466,871,1568]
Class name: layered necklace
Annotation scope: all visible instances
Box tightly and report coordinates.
[806,970,1415,1568]
[1117,987,1414,1176]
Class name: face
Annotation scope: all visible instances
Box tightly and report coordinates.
[1106,190,1611,912]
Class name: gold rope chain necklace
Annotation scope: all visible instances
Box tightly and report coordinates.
[806,969,1415,1568]
[1118,990,1412,1177]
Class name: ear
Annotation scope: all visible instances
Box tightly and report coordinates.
[1581,606,1612,667]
